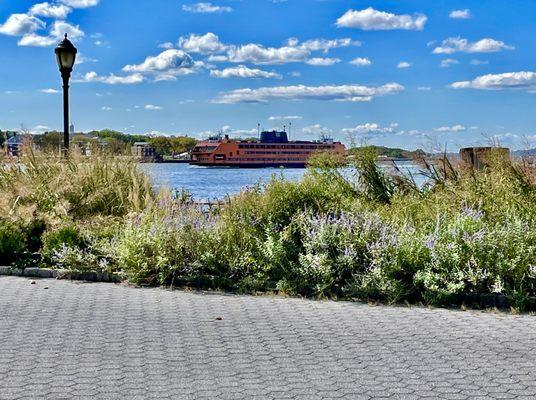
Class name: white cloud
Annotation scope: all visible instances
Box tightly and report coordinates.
[433,37,514,54]
[305,57,340,66]
[122,49,202,80]
[268,115,302,121]
[342,122,396,135]
[158,42,174,49]
[18,20,84,47]
[298,38,360,52]
[470,59,489,66]
[0,14,45,36]
[450,71,536,90]
[182,2,232,13]
[203,36,358,65]
[397,61,411,69]
[18,33,56,47]
[210,65,282,79]
[40,88,60,94]
[434,125,466,132]
[440,58,459,68]
[50,21,84,40]
[449,9,471,19]
[214,83,404,104]
[224,43,310,65]
[178,32,227,54]
[60,0,99,8]
[30,3,72,19]
[417,86,431,91]
[32,125,51,134]
[302,124,333,135]
[101,106,112,111]
[349,57,372,67]
[144,104,163,110]
[80,71,145,85]
[336,7,427,31]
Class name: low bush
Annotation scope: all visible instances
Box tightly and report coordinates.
[2,149,535,310]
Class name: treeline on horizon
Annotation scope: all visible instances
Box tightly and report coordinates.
[0,129,198,157]
[2,129,434,159]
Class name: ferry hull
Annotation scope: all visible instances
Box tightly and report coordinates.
[189,161,307,168]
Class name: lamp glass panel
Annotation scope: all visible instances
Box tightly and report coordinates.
[60,52,75,69]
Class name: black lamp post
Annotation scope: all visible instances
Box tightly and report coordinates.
[55,34,77,153]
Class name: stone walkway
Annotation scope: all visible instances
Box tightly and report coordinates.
[0,276,535,399]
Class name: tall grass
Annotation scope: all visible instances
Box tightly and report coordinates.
[1,148,535,309]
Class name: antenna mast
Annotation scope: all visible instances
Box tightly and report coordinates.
[289,122,292,140]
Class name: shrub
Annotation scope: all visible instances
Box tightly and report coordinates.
[0,219,26,265]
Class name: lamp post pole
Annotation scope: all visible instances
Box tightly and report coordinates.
[62,71,70,151]
[55,34,77,155]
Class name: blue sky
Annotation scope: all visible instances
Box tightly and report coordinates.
[1,0,535,150]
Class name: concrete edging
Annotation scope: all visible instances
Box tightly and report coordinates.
[0,266,120,283]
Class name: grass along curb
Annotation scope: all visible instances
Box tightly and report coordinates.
[0,266,121,283]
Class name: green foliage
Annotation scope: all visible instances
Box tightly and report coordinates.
[148,136,197,156]
[0,219,26,264]
[41,223,86,261]
[2,148,535,310]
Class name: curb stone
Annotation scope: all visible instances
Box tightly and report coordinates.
[0,266,121,283]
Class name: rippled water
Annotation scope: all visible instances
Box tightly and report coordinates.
[143,161,424,200]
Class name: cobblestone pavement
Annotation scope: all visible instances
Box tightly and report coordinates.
[1,277,535,400]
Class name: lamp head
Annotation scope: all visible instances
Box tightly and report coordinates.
[55,34,77,73]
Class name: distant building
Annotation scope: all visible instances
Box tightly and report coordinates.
[131,142,156,161]
[69,123,75,134]
[5,132,31,157]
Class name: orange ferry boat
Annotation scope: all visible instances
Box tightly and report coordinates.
[189,130,345,168]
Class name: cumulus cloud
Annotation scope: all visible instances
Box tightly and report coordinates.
[196,35,358,65]
[342,122,397,135]
[101,106,112,111]
[434,125,466,132]
[223,43,310,65]
[450,71,536,90]
[349,57,372,67]
[40,88,60,94]
[50,21,84,40]
[305,57,340,66]
[80,71,145,84]
[18,33,56,47]
[144,104,163,110]
[298,38,360,52]
[336,7,427,31]
[302,124,333,135]
[178,32,227,54]
[449,9,471,19]
[433,37,514,54]
[214,83,404,104]
[440,58,459,68]
[0,14,45,36]
[268,115,303,121]
[182,2,232,13]
[60,0,100,8]
[397,61,411,68]
[210,65,282,79]
[123,49,194,73]
[30,2,72,19]
[18,20,84,47]
[121,49,204,80]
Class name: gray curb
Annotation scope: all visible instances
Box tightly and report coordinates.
[0,266,120,282]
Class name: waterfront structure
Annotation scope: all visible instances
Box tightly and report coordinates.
[460,147,510,169]
[131,142,157,162]
[190,130,345,167]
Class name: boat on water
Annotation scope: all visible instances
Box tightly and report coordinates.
[189,130,345,168]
